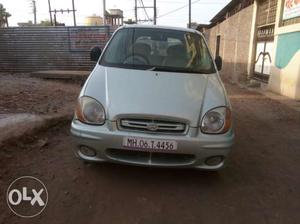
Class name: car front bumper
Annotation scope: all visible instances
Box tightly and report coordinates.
[70,119,234,170]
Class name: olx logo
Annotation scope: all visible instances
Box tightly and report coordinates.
[8,187,45,206]
[6,176,48,218]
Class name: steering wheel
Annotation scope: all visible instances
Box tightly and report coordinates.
[123,54,150,65]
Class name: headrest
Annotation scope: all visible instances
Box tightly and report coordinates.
[132,43,151,55]
[167,45,185,57]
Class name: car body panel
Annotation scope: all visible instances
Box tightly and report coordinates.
[71,25,234,170]
[71,119,234,170]
[83,66,229,127]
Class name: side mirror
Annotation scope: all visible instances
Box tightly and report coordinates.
[90,46,102,62]
[215,56,222,71]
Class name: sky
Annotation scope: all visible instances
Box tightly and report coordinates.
[0,0,230,27]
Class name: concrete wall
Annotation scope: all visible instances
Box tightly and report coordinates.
[205,5,255,83]
[268,0,300,100]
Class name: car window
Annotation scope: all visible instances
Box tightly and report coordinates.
[100,28,216,74]
[103,28,132,64]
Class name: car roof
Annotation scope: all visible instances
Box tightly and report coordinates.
[122,24,200,34]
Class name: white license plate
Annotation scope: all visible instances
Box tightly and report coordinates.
[122,137,177,151]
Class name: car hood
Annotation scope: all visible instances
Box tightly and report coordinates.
[83,66,226,127]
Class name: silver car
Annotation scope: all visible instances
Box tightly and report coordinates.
[71,25,234,170]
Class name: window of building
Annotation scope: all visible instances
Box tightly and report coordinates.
[256,0,278,26]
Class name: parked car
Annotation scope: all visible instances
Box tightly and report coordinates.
[71,25,234,170]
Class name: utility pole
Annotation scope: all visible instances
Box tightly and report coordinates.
[48,0,53,26]
[153,0,156,25]
[135,0,137,23]
[103,0,106,25]
[54,12,57,26]
[51,8,76,26]
[5,14,9,27]
[135,0,155,24]
[72,0,76,26]
[49,0,77,27]
[188,0,191,28]
[32,0,37,25]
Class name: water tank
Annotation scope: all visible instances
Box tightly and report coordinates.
[84,15,103,26]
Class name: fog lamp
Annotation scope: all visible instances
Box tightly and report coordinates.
[79,145,96,157]
[205,156,224,166]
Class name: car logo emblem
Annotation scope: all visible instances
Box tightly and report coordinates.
[147,123,159,131]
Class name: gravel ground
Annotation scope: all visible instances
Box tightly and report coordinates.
[0,78,300,224]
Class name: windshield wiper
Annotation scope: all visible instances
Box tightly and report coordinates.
[146,67,182,72]
[146,67,157,71]
[147,66,214,74]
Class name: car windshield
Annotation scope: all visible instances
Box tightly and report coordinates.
[100,28,216,74]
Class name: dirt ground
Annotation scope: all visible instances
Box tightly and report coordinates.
[0,73,81,115]
[0,74,300,224]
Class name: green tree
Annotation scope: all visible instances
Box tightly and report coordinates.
[124,19,136,25]
[0,3,11,27]
[39,20,52,26]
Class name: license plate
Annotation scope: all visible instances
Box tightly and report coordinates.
[122,137,177,151]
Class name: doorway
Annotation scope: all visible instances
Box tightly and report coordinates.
[215,35,221,57]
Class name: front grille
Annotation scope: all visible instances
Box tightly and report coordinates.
[119,118,186,134]
[106,148,195,166]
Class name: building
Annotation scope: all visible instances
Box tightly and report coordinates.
[84,15,104,26]
[188,22,199,29]
[199,0,300,99]
[198,0,256,83]
[268,0,300,99]
[84,10,123,26]
[105,9,124,26]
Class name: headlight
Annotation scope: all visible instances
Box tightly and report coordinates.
[201,107,231,134]
[75,96,105,125]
